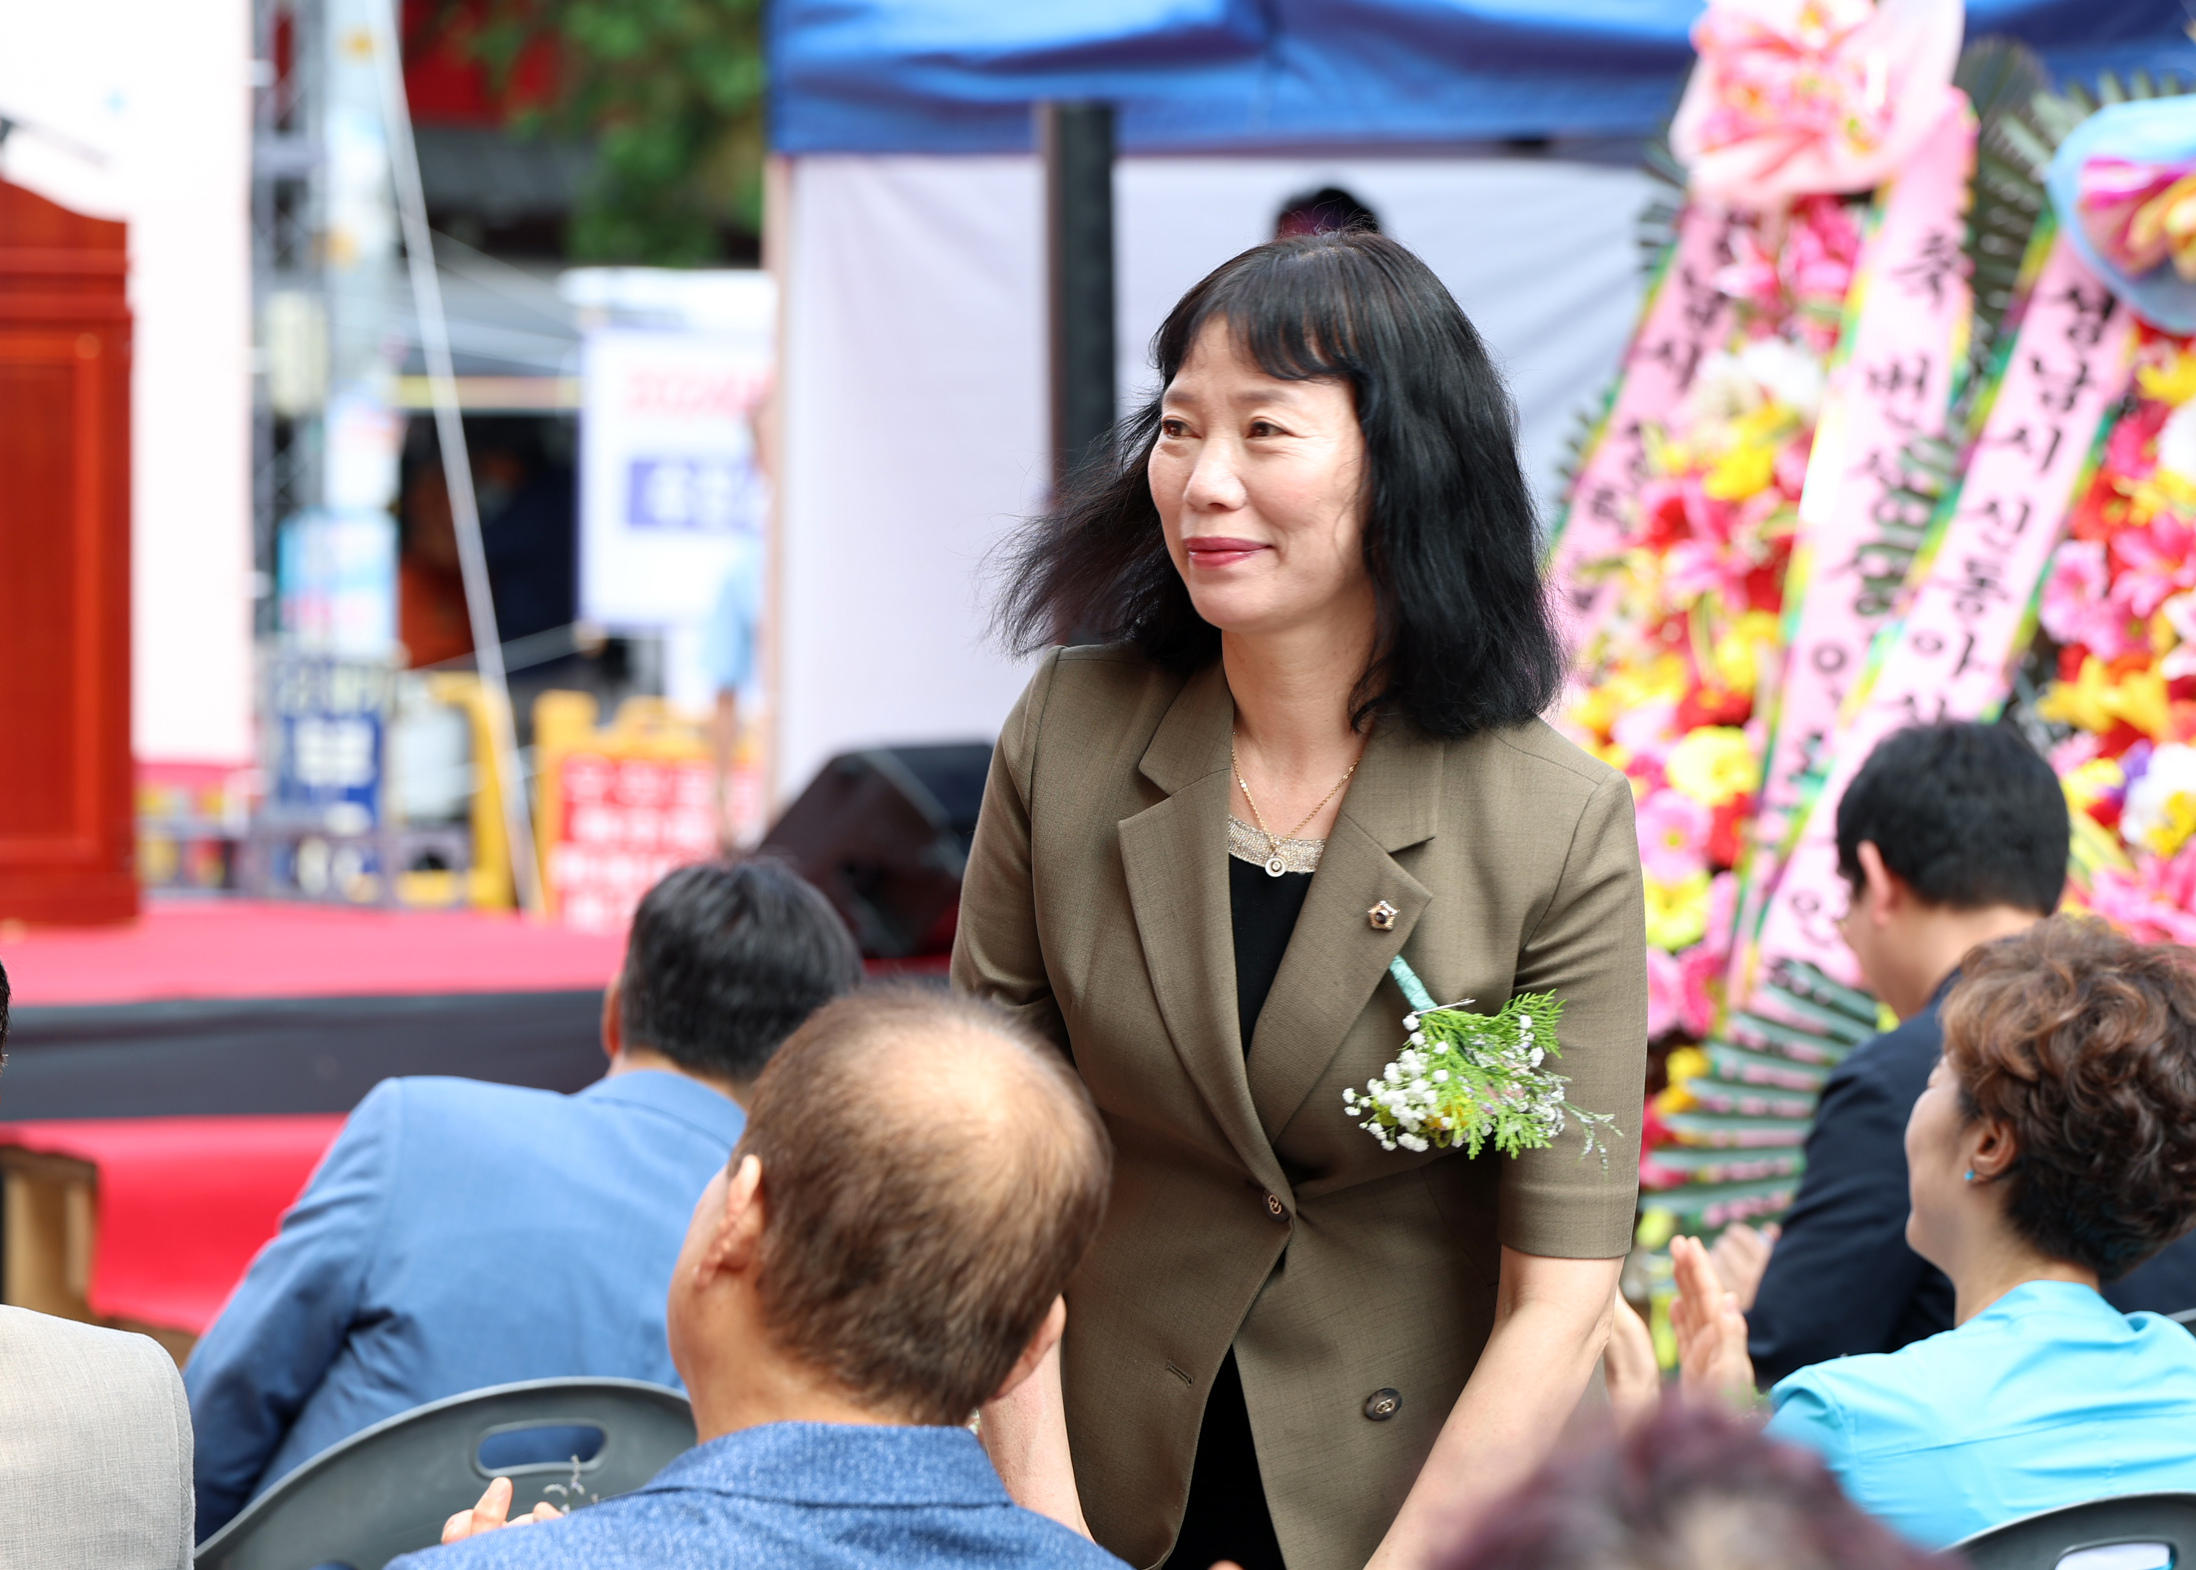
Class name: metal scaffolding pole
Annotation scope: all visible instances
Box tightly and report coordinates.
[364,0,544,914]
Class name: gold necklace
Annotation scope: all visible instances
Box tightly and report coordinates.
[1231,735,1363,878]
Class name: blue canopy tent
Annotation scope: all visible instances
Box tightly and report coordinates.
[773,0,2196,154]
[760,3,2196,799]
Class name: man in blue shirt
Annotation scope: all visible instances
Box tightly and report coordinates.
[400,988,1128,1570]
[186,859,862,1539]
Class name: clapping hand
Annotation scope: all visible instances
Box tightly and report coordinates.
[1669,1234,1758,1406]
[442,1476,566,1543]
[1705,1221,1779,1311]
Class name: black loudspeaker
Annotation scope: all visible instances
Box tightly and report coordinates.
[759,743,994,959]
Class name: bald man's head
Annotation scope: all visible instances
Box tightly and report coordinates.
[732,989,1111,1425]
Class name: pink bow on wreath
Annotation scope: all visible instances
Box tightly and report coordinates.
[2079,157,2196,282]
[1671,0,1965,209]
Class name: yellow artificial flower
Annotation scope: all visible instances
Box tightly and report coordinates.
[1711,611,1781,697]
[2037,656,2172,740]
[1651,1044,1711,1117]
[1665,726,1760,807]
[1568,683,1618,738]
[2146,793,2196,858]
[1703,440,1778,501]
[2061,756,2127,818]
[1644,870,1713,951]
[2138,344,2196,408]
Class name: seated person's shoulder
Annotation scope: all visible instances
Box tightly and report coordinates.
[0,1302,185,1395]
[1819,1007,1943,1107]
[0,1307,192,1563]
[1771,1314,2012,1453]
[351,1075,578,1153]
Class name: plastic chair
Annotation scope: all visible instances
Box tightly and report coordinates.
[1955,1492,2196,1570]
[193,1377,696,1570]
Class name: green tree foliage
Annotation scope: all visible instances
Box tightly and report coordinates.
[448,0,764,265]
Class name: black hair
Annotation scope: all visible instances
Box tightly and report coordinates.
[618,859,863,1087]
[993,230,1563,738]
[1276,186,1381,238]
[1835,722,2070,914]
[0,955,9,1056]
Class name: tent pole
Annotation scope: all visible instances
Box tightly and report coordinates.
[1039,101,1117,494]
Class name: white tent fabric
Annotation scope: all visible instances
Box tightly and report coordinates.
[776,152,1655,798]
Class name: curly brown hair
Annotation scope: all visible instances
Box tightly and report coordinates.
[1941,915,2196,1279]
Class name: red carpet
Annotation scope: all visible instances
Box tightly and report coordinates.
[0,899,627,1007]
[0,1115,343,1334]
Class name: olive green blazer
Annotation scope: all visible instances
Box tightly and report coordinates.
[951,646,1647,1570]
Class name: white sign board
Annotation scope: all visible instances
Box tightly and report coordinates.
[579,319,773,630]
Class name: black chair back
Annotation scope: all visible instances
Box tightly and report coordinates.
[1957,1492,2196,1570]
[193,1377,695,1570]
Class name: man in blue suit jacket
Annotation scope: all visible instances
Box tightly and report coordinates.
[185,860,862,1539]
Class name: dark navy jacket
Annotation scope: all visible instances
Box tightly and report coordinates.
[1750,985,2196,1387]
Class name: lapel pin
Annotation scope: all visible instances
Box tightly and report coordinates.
[1367,900,1399,931]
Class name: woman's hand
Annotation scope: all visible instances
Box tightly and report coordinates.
[1602,1290,1661,1434]
[1669,1234,1757,1406]
[1706,1221,1779,1311]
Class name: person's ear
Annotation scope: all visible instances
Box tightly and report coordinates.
[601,975,623,1063]
[989,1295,1068,1406]
[1967,1117,2019,1185]
[694,1154,767,1288]
[1855,841,1905,928]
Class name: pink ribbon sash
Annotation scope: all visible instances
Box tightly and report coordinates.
[1549,204,1736,651]
[1738,234,2136,1007]
[1748,100,1976,887]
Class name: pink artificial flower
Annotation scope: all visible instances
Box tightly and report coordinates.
[1647,946,1689,1043]
[1782,195,1864,304]
[1665,539,1761,612]
[2051,729,2105,774]
[2088,856,2196,946]
[1612,699,1682,767]
[1679,943,1724,1039]
[1702,870,1740,961]
[2041,539,2140,659]
[1637,788,1715,885]
[2110,515,2196,619]
[1713,228,1786,313]
[1670,0,1964,208]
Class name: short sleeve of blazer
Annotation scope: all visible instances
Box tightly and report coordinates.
[952,650,1069,1053]
[1497,759,1649,1259]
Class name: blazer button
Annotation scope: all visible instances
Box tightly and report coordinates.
[1264,1192,1287,1220]
[1363,1388,1401,1421]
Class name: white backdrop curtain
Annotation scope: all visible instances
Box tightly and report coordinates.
[775,151,1656,799]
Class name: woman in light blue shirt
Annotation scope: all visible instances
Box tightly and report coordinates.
[1671,915,2196,1550]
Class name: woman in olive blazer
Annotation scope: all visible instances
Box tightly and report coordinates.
[957,232,1647,1570]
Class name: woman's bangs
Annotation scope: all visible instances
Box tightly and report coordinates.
[1167,251,1366,385]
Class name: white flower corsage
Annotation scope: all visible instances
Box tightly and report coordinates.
[1345,956,1618,1162]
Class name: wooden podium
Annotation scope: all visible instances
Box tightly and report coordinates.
[0,181,134,923]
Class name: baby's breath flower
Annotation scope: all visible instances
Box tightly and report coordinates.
[1345,987,1618,1165]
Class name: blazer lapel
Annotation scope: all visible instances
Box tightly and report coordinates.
[1115,667,1288,1197]
[1247,722,1443,1143]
